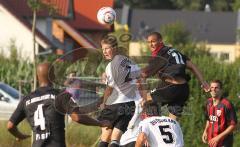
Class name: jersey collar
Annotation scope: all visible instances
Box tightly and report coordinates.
[151,42,164,57]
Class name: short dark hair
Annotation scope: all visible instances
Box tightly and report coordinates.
[210,79,223,89]
[143,101,161,116]
[101,34,118,48]
[147,32,162,40]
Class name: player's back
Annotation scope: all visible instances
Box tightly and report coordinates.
[24,86,65,147]
[139,116,184,147]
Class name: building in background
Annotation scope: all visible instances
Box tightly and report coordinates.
[116,9,240,62]
[0,0,114,61]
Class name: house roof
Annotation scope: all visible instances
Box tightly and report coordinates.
[67,0,114,30]
[0,0,53,48]
[54,20,97,48]
[2,0,71,18]
[116,9,237,44]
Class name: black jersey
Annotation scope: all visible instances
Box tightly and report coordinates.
[9,86,74,147]
[144,46,190,80]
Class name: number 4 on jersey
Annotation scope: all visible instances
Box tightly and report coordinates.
[34,104,46,130]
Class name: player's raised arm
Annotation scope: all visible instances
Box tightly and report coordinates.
[186,60,209,92]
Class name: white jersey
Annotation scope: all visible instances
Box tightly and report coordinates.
[105,55,141,105]
[138,116,184,147]
[120,99,143,145]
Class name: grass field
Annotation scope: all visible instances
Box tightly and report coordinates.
[0,120,101,147]
[1,119,240,147]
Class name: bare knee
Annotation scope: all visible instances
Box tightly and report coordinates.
[100,127,112,142]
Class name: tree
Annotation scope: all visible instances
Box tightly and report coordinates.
[27,0,56,90]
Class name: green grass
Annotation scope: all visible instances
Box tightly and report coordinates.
[0,120,101,147]
[0,121,31,147]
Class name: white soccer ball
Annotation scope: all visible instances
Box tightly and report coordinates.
[97,7,116,25]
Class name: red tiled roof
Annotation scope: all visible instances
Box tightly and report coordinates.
[67,0,114,30]
[2,0,70,18]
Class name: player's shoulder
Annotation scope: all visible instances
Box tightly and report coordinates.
[206,98,213,104]
[221,98,234,109]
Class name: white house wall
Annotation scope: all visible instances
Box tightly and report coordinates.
[0,5,49,61]
[206,44,237,62]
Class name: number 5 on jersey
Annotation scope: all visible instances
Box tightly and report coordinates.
[34,104,46,130]
[159,125,174,144]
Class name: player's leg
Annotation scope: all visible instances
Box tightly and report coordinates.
[98,103,124,147]
[167,83,189,120]
[110,101,136,147]
[99,127,112,147]
[110,128,123,147]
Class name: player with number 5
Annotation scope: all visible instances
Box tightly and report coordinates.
[136,101,184,147]
[141,32,209,120]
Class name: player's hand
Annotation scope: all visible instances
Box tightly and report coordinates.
[127,123,134,129]
[201,131,208,143]
[16,134,31,141]
[144,140,150,147]
[99,120,112,128]
[99,103,106,110]
[208,136,220,147]
[201,81,210,92]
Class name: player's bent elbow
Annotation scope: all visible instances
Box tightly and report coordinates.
[70,113,80,122]
[7,121,15,131]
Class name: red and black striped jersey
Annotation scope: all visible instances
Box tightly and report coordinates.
[205,97,237,146]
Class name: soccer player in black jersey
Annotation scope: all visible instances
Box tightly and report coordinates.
[7,62,110,147]
[141,32,209,120]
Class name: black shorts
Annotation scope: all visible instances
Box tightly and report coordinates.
[221,134,233,147]
[150,82,189,116]
[97,101,135,132]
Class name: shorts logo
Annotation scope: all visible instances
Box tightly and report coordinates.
[216,110,222,117]
[150,88,156,93]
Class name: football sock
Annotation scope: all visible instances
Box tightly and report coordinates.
[98,141,109,147]
[109,140,119,147]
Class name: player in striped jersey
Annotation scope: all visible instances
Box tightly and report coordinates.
[202,80,237,147]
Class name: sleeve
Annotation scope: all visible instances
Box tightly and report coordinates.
[138,121,149,136]
[9,99,26,125]
[54,90,79,115]
[226,102,237,125]
[178,51,190,61]
[204,101,209,121]
[105,63,116,87]
[129,63,141,80]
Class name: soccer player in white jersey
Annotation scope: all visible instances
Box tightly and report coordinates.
[136,101,184,147]
[98,35,142,147]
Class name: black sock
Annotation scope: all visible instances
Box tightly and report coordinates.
[109,140,119,147]
[98,141,109,147]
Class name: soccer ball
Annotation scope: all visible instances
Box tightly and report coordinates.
[97,7,116,25]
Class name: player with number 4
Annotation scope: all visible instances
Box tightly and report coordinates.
[140,32,209,120]
[7,63,111,147]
